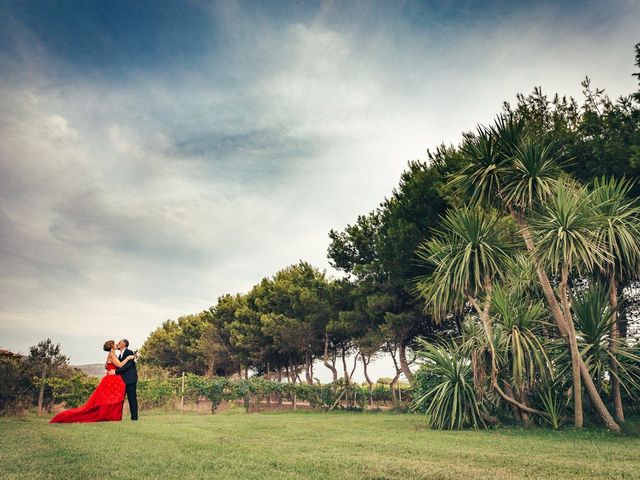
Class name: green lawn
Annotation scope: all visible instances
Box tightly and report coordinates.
[1,410,639,479]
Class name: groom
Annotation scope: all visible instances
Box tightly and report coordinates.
[115,339,138,421]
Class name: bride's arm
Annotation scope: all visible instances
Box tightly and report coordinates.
[108,351,135,368]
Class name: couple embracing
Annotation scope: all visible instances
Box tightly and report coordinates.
[50,339,138,423]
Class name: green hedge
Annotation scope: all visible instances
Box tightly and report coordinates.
[46,372,414,412]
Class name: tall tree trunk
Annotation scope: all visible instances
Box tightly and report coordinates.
[323,333,338,382]
[305,351,313,385]
[289,361,297,410]
[504,384,522,423]
[277,367,283,406]
[513,212,620,431]
[349,353,358,380]
[361,352,374,406]
[516,384,531,426]
[389,372,401,406]
[37,364,47,415]
[388,345,402,406]
[266,362,271,406]
[341,348,350,408]
[341,348,349,382]
[560,264,583,428]
[609,274,625,422]
[398,343,414,386]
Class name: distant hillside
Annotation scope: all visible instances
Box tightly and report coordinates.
[72,363,105,377]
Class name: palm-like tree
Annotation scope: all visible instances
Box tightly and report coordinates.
[501,138,566,210]
[458,281,553,425]
[416,207,545,418]
[528,178,611,428]
[415,207,514,325]
[491,285,552,422]
[590,177,640,422]
[413,340,483,430]
[449,127,504,207]
[447,114,620,431]
[572,281,640,405]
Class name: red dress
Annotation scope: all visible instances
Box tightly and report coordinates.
[50,363,125,423]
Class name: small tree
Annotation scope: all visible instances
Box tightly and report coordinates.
[28,339,68,414]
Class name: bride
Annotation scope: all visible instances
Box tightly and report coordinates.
[50,340,136,423]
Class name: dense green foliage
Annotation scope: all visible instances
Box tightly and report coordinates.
[0,339,75,415]
[411,45,640,431]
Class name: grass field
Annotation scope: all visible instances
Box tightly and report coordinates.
[1,410,639,480]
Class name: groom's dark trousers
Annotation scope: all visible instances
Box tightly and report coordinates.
[116,348,138,420]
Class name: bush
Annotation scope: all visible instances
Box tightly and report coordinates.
[412,342,483,429]
[137,378,181,409]
[46,374,99,407]
[0,356,31,414]
[1,354,78,415]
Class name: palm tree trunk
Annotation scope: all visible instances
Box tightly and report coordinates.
[517,385,531,426]
[513,212,620,431]
[560,264,583,428]
[504,383,523,423]
[609,274,624,422]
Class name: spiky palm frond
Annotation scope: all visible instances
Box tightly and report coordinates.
[536,375,570,429]
[529,179,610,274]
[490,113,527,160]
[449,126,505,207]
[415,207,515,320]
[502,138,565,209]
[591,176,640,279]
[413,339,484,430]
[572,281,640,396]
[502,254,542,299]
[491,285,552,389]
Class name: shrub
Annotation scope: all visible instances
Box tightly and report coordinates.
[413,341,483,429]
[0,356,31,414]
[137,378,181,409]
[46,374,99,407]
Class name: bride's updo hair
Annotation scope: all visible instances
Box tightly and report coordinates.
[103,340,115,352]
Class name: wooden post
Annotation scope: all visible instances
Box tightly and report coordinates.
[181,372,185,411]
[37,364,47,415]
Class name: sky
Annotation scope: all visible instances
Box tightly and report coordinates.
[0,0,639,381]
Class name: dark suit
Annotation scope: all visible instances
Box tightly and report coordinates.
[116,348,138,420]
